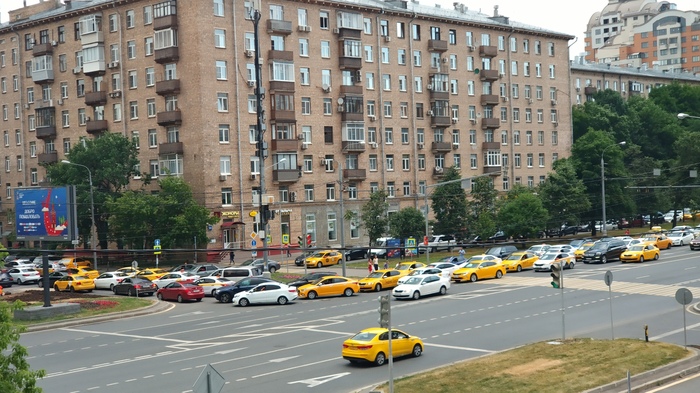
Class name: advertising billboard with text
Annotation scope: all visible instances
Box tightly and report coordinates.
[14,186,78,242]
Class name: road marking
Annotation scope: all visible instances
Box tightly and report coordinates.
[106,382,118,386]
[288,372,351,388]
[645,371,700,392]
[252,357,339,379]
[269,355,300,363]
[650,320,700,340]
[636,275,649,279]
[61,328,190,343]
[425,342,494,353]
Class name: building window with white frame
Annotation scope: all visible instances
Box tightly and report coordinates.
[217,92,228,112]
[213,0,224,16]
[216,60,227,80]
[214,29,226,48]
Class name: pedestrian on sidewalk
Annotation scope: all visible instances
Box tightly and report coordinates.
[368,258,374,274]
[373,255,379,271]
[229,250,235,265]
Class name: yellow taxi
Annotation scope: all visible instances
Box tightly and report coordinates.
[342,327,423,366]
[620,244,660,263]
[640,234,672,250]
[574,242,597,261]
[305,250,343,268]
[501,252,538,272]
[297,276,360,299]
[116,267,140,276]
[66,267,99,279]
[451,260,506,283]
[358,269,408,292]
[53,275,95,292]
[135,268,169,281]
[59,257,93,270]
[394,261,426,271]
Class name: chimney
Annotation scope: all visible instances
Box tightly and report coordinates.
[65,0,72,10]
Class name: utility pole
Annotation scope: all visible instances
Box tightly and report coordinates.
[252,9,269,266]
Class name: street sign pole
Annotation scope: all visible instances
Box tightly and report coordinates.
[604,271,614,340]
[560,264,565,340]
[675,288,693,349]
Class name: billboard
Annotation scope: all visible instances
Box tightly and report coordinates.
[14,186,78,242]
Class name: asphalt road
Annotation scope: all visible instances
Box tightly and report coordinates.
[20,246,700,393]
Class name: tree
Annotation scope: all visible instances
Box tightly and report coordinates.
[388,208,425,241]
[45,133,143,249]
[497,185,549,238]
[0,301,45,393]
[107,177,219,249]
[360,189,389,247]
[537,158,591,227]
[430,166,468,238]
[465,177,498,239]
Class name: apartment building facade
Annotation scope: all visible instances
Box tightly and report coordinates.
[0,0,573,252]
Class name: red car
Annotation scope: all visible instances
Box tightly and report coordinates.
[156,282,204,303]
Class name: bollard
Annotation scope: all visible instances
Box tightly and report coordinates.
[644,325,649,342]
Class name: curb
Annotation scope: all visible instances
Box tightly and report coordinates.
[24,299,175,333]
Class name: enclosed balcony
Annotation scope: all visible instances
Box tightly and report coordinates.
[159,142,184,155]
[343,168,366,181]
[32,43,53,57]
[479,45,498,57]
[480,94,500,106]
[431,141,452,153]
[156,79,180,96]
[266,19,292,35]
[272,169,301,183]
[155,47,179,64]
[267,50,293,61]
[86,119,108,134]
[339,57,362,69]
[270,109,296,122]
[481,117,500,129]
[430,115,452,127]
[428,39,448,52]
[35,125,57,139]
[38,152,58,165]
[31,55,53,83]
[342,141,366,153]
[479,69,500,81]
[83,60,106,76]
[482,142,500,151]
[429,90,449,100]
[338,28,361,40]
[584,86,597,95]
[341,111,363,122]
[483,166,501,175]
[339,85,363,95]
[270,139,298,151]
[153,1,178,30]
[157,110,182,126]
[84,90,107,106]
[268,81,295,93]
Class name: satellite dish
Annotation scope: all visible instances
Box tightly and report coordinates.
[474,68,480,74]
[337,97,344,105]
[321,83,330,92]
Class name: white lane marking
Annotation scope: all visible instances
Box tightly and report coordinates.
[106,382,118,386]
[636,275,649,279]
[645,370,700,392]
[650,320,700,340]
[60,328,190,343]
[251,357,339,379]
[288,372,351,388]
[425,342,495,353]
[269,355,300,363]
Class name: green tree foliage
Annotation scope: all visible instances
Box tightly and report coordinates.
[388,208,425,241]
[465,177,498,239]
[107,177,219,249]
[430,167,468,237]
[0,301,45,393]
[45,133,142,249]
[537,158,591,227]
[497,185,549,238]
[360,189,389,247]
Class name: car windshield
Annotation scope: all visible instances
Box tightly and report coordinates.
[367,272,385,278]
[464,262,481,269]
[628,245,645,251]
[350,331,377,342]
[580,243,595,250]
[395,264,411,270]
[570,240,585,247]
[403,277,423,285]
[438,257,454,262]
[311,252,326,257]
[641,237,657,242]
[240,260,255,266]
[505,254,522,261]
[529,245,546,252]
[541,253,559,260]
[590,244,608,251]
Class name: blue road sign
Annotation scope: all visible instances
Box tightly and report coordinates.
[155,239,161,246]
[251,239,257,247]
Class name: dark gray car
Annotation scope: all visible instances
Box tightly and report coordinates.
[240,258,281,273]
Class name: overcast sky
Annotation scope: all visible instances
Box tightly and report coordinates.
[2,0,697,57]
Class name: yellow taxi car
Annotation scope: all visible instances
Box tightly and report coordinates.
[358,269,408,292]
[640,234,672,250]
[394,261,426,271]
[451,260,506,283]
[305,250,343,268]
[574,242,597,261]
[135,268,169,281]
[620,244,660,263]
[53,275,95,292]
[59,257,93,270]
[297,276,360,299]
[66,267,99,279]
[501,252,538,272]
[342,327,423,366]
[116,267,140,276]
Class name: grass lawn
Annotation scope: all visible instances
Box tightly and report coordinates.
[13,297,153,327]
[375,338,689,393]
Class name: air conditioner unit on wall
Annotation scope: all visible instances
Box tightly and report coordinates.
[301,143,308,150]
[417,143,424,150]
[72,67,81,74]
[451,117,458,124]
[427,110,434,116]
[468,45,475,52]
[219,175,227,181]
[368,115,376,121]
[384,35,391,42]
[370,142,378,149]
[244,50,254,58]
[247,80,255,87]
[332,28,340,34]
[501,96,509,102]
[250,174,256,180]
[551,99,557,106]
[470,119,477,124]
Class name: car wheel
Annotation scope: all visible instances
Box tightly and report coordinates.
[412,291,421,300]
[343,288,353,297]
[374,352,386,366]
[570,261,575,269]
[316,262,322,268]
[277,296,289,305]
[496,270,503,279]
[113,287,118,295]
[269,267,277,274]
[211,289,217,296]
[639,256,644,263]
[129,288,137,297]
[109,283,115,291]
[238,298,249,307]
[17,278,22,285]
[601,256,607,264]
[431,247,437,253]
[220,293,231,303]
[54,285,60,292]
[439,286,447,295]
[516,265,522,272]
[375,284,382,292]
[470,274,478,283]
[196,298,202,302]
[157,293,164,300]
[654,253,659,260]
[412,344,423,357]
[69,286,75,293]
[307,291,318,300]
[177,295,183,303]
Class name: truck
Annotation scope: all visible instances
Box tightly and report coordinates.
[369,237,401,258]
[418,234,456,253]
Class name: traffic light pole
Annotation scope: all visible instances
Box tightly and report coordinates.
[252,10,269,267]
[378,295,393,393]
[560,271,565,341]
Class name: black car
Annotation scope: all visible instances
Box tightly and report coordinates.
[287,272,337,288]
[344,247,369,261]
[240,258,281,273]
[485,245,518,259]
[294,251,317,266]
[487,231,508,242]
[37,271,70,288]
[582,239,627,264]
[560,225,579,236]
[0,272,14,288]
[112,277,157,297]
[186,264,220,275]
[213,277,274,303]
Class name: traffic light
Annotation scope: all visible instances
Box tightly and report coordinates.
[550,263,563,289]
[378,295,391,328]
[297,236,303,247]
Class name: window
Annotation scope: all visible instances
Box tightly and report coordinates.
[304,185,315,201]
[128,70,137,88]
[299,38,309,56]
[321,41,330,58]
[219,124,230,143]
[131,131,139,149]
[301,97,310,115]
[216,60,227,80]
[15,130,21,145]
[62,110,69,127]
[127,40,136,59]
[145,37,154,56]
[220,156,231,175]
[148,129,157,147]
[217,92,229,112]
[129,101,138,119]
[143,5,153,24]
[326,184,336,201]
[214,29,226,48]
[145,67,155,86]
[221,188,233,205]
[213,0,224,16]
[126,10,135,28]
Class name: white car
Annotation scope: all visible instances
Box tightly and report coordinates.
[392,274,450,300]
[533,252,576,272]
[668,231,694,246]
[625,238,644,248]
[397,267,443,284]
[527,244,551,257]
[548,244,574,253]
[425,262,461,276]
[93,271,129,290]
[152,272,199,288]
[7,267,41,284]
[232,282,297,306]
[465,254,503,264]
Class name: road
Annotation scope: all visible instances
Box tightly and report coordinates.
[20,246,700,393]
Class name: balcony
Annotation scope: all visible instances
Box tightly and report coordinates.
[339,85,363,95]
[481,117,500,129]
[338,28,361,40]
[85,119,108,134]
[157,110,182,126]
[267,50,293,61]
[483,166,501,175]
[155,46,179,63]
[270,109,296,122]
[268,81,295,92]
[154,14,178,31]
[270,139,298,151]
[432,168,445,178]
[480,94,500,106]
[431,141,452,153]
[80,31,104,47]
[272,169,301,183]
[339,57,362,70]
[32,43,53,56]
[430,115,452,127]
[156,79,180,96]
[266,19,292,35]
[341,111,364,122]
[31,68,54,84]
[429,90,449,100]
[479,45,498,57]
[83,60,106,76]
[584,86,597,95]
[38,152,58,165]
[343,168,366,181]
[159,142,184,155]
[479,69,500,81]
[428,39,448,52]
[35,125,57,139]
[342,141,366,153]
[482,142,501,150]
[84,90,107,106]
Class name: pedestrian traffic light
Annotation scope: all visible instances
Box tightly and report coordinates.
[550,263,563,288]
[378,295,391,328]
[297,236,303,247]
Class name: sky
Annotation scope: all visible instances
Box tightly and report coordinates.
[1,0,698,57]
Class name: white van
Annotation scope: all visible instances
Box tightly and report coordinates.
[370,237,399,258]
[212,266,262,281]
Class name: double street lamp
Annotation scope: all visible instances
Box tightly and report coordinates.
[61,160,97,270]
[678,113,700,120]
[600,141,626,236]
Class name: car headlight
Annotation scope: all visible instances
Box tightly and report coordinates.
[595,252,601,256]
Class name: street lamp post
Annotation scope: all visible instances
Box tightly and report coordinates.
[61,160,97,270]
[336,141,364,278]
[678,113,700,120]
[600,141,625,236]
